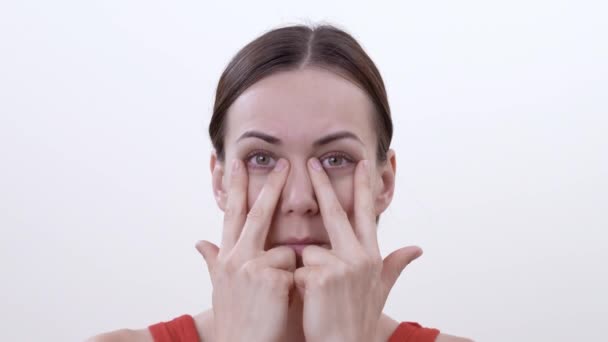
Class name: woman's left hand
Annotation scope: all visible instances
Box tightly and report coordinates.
[294,158,423,342]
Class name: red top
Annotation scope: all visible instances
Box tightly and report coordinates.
[148,314,440,342]
[388,321,441,342]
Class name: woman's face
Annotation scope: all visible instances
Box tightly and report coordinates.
[211,66,396,255]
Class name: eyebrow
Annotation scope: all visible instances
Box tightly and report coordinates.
[236,130,363,147]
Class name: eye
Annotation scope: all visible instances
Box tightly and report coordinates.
[320,152,354,169]
[244,150,355,170]
[245,150,277,169]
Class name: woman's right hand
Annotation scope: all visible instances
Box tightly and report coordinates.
[195,158,295,342]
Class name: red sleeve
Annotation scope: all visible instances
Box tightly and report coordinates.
[148,314,201,342]
[388,321,441,342]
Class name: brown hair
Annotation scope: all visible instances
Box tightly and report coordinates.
[208,23,392,165]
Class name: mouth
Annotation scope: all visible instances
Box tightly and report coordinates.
[272,238,330,255]
[280,243,326,254]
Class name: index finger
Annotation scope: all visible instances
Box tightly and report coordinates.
[221,158,248,251]
[307,157,360,254]
[237,158,290,251]
[354,159,380,254]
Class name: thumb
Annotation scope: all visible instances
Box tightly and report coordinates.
[381,246,423,291]
[195,240,219,269]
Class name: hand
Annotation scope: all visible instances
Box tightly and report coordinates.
[294,158,423,342]
[196,158,296,342]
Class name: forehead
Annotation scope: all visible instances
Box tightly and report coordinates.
[225,67,376,146]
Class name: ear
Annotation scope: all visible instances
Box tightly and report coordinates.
[374,149,396,215]
[210,151,227,211]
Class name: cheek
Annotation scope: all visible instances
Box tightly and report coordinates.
[243,171,357,220]
[328,174,355,216]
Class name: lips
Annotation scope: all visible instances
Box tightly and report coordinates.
[271,238,329,254]
[279,237,325,245]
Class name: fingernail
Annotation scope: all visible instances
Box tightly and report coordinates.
[309,158,321,171]
[361,160,369,173]
[274,159,287,172]
[232,159,240,173]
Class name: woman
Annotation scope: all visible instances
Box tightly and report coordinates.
[88,24,472,342]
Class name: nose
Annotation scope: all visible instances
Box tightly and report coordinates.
[278,160,319,216]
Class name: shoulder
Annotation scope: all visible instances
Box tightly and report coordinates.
[84,310,211,342]
[84,328,153,342]
[381,313,474,342]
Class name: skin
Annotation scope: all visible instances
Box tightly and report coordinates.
[213,66,397,267]
[203,66,418,342]
[85,66,474,342]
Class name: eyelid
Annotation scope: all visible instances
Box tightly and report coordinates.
[319,151,353,161]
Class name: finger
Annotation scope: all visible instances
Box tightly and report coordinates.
[268,269,295,296]
[307,157,359,253]
[253,245,297,272]
[294,266,319,296]
[301,244,339,267]
[238,159,290,251]
[195,240,220,271]
[354,160,379,254]
[381,246,423,294]
[221,159,248,251]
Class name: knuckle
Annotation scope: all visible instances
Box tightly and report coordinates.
[241,260,259,277]
[361,203,375,215]
[371,256,383,269]
[355,256,382,277]
[218,258,237,273]
[246,206,266,221]
[328,202,347,217]
[316,270,333,287]
[358,258,377,274]
[353,254,375,269]
[337,263,351,278]
[267,270,287,284]
[210,260,234,282]
[279,273,294,289]
[224,205,245,221]
[265,271,291,294]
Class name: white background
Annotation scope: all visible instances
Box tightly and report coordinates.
[1,1,606,341]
